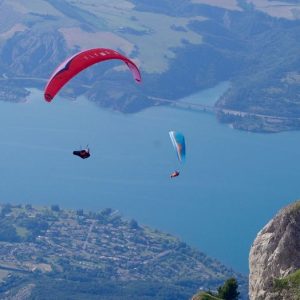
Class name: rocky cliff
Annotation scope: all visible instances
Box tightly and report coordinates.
[249,200,300,300]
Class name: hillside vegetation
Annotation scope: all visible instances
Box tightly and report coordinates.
[274,269,300,299]
[192,292,223,300]
[1,1,300,131]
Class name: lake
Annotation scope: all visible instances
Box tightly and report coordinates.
[1,83,300,274]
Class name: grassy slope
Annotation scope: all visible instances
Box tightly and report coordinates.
[274,269,300,299]
[193,291,223,300]
[67,0,204,73]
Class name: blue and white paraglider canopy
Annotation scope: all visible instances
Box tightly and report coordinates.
[169,131,186,162]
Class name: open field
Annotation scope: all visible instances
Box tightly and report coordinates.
[191,0,242,11]
[67,0,204,73]
[247,0,300,19]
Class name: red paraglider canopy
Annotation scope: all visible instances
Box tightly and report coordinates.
[44,48,142,102]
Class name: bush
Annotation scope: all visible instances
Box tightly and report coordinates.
[217,277,239,300]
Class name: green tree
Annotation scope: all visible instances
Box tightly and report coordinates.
[0,223,20,242]
[129,219,139,229]
[76,209,84,216]
[1,204,12,216]
[51,204,60,212]
[217,277,239,300]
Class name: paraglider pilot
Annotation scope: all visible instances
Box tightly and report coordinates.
[170,170,180,178]
[73,148,90,159]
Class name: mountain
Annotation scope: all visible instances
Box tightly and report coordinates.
[0,204,247,300]
[1,1,300,131]
[249,200,300,300]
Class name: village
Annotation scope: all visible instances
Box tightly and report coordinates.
[0,204,229,286]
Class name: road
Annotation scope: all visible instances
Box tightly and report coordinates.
[83,220,96,251]
[147,96,300,122]
[1,75,299,122]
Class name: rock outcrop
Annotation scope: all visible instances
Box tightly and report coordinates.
[249,200,300,300]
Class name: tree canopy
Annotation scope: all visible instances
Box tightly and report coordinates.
[217,277,239,300]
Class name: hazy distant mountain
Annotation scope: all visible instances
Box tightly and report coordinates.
[1,0,300,131]
[0,204,247,299]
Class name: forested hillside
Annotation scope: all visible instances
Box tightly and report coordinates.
[1,1,300,131]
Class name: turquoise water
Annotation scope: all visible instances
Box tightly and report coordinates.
[1,85,300,274]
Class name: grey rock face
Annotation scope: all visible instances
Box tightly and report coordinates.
[249,201,300,300]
